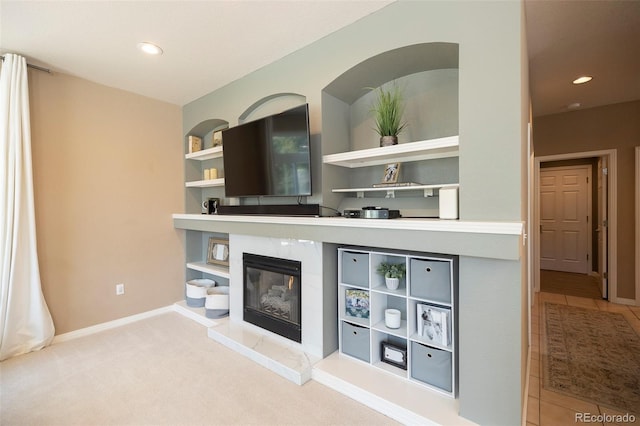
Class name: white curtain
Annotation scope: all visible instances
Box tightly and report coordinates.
[0,53,54,361]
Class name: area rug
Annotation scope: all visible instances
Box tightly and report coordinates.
[543,302,640,414]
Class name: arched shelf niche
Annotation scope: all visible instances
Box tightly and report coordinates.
[320,42,459,213]
[238,93,306,124]
[186,118,229,151]
[322,42,459,152]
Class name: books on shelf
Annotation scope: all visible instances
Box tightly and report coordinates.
[417,304,451,346]
[188,135,202,153]
[345,289,370,319]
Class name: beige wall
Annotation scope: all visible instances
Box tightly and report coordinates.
[534,100,639,300]
[28,70,184,334]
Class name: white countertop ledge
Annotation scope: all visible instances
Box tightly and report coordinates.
[172,214,523,236]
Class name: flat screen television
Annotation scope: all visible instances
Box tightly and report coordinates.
[222,104,312,197]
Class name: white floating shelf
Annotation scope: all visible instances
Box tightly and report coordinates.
[332,183,459,198]
[185,146,223,161]
[186,262,230,279]
[185,178,225,188]
[322,136,459,168]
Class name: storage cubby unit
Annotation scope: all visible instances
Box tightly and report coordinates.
[337,246,458,397]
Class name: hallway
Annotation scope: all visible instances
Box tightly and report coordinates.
[539,270,602,300]
[527,288,640,425]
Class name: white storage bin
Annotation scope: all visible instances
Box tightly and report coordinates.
[205,286,229,318]
[185,279,216,307]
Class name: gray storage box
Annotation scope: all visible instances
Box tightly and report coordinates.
[410,259,451,304]
[341,251,369,288]
[341,321,370,363]
[411,341,452,392]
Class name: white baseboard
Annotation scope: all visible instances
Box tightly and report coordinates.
[610,296,639,307]
[52,305,175,344]
[522,345,532,426]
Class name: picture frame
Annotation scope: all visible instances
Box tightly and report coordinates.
[381,341,407,370]
[345,289,370,319]
[207,238,229,266]
[382,163,400,184]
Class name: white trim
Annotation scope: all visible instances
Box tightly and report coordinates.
[52,305,174,344]
[522,345,532,426]
[172,213,523,236]
[534,150,618,302]
[635,146,640,306]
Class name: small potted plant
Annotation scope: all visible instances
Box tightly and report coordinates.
[370,84,407,147]
[376,262,406,290]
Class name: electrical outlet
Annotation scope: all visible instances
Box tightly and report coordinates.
[116,283,125,295]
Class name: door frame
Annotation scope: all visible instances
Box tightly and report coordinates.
[539,165,592,274]
[534,150,618,302]
[636,147,640,306]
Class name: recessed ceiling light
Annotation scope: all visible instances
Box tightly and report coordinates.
[567,102,582,109]
[137,42,163,55]
[572,76,592,85]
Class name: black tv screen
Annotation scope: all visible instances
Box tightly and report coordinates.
[222,104,311,197]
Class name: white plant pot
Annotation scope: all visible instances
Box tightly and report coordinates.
[385,277,400,290]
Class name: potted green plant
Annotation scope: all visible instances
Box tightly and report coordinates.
[376,262,406,290]
[370,84,407,147]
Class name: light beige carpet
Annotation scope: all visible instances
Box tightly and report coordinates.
[0,312,397,425]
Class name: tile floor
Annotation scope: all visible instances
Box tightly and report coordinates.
[527,288,640,426]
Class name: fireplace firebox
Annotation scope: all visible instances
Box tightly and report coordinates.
[243,253,301,343]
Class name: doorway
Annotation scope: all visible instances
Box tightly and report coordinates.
[534,150,618,302]
[539,165,591,274]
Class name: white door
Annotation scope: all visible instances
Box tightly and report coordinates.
[597,157,608,298]
[540,166,590,273]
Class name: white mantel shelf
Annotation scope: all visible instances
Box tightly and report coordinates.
[172,213,523,260]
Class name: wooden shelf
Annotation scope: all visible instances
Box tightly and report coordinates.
[185,146,223,161]
[186,262,230,279]
[332,183,459,198]
[185,178,225,188]
[322,136,459,168]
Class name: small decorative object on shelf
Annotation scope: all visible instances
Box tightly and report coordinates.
[376,261,406,290]
[369,83,407,147]
[188,135,202,153]
[345,289,370,318]
[384,308,402,329]
[381,163,400,184]
[212,131,223,147]
[207,237,229,266]
[417,303,451,347]
[381,341,407,370]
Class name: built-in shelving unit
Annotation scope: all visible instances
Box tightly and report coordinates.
[186,262,230,279]
[185,178,225,188]
[185,146,223,161]
[338,246,458,396]
[323,136,459,168]
[332,183,459,198]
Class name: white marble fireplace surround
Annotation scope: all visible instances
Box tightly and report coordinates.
[204,234,337,385]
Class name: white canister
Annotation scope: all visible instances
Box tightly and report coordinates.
[384,308,402,329]
[209,168,218,179]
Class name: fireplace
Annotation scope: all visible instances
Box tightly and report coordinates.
[243,253,302,343]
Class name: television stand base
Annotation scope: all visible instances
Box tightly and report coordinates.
[216,204,320,217]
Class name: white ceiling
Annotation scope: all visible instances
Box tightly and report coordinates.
[2,0,639,116]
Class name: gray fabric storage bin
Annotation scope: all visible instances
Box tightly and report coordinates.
[341,251,369,288]
[411,341,452,392]
[409,259,451,304]
[341,321,370,363]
